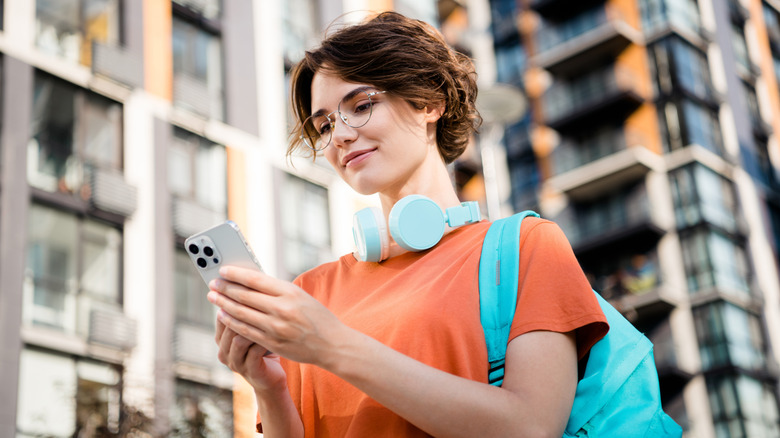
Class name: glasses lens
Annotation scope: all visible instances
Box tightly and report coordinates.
[340,90,375,128]
[301,115,332,151]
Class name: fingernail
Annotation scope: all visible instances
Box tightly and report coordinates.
[207,291,217,304]
[217,309,228,322]
[219,266,229,277]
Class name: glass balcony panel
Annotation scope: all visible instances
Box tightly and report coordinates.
[537,6,610,53]
[543,65,642,130]
[552,127,628,175]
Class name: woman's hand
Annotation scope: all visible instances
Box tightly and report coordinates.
[207,266,351,369]
[214,319,287,395]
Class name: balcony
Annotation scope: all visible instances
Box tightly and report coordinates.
[549,144,663,201]
[533,6,641,76]
[542,66,644,133]
[583,249,678,327]
[648,321,695,400]
[556,183,666,260]
[529,0,606,20]
[91,43,143,88]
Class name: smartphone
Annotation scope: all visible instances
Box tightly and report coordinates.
[184,220,263,286]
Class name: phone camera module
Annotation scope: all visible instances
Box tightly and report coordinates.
[188,244,200,254]
[203,246,214,257]
[197,258,208,268]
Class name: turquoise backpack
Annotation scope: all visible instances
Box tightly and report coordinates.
[479,211,682,437]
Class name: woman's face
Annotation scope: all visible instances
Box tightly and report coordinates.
[309,71,442,197]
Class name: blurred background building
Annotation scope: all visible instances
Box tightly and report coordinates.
[0,0,777,437]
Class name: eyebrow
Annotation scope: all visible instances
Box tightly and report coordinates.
[310,85,377,118]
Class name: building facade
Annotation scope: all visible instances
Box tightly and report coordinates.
[0,1,441,437]
[487,0,780,436]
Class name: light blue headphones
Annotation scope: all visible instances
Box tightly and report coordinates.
[352,195,481,262]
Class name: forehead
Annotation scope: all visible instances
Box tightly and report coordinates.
[310,72,372,112]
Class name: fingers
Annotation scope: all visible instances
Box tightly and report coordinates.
[217,308,273,349]
[216,324,268,370]
[218,266,291,297]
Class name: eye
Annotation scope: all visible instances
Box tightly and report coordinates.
[317,120,332,135]
[352,100,372,114]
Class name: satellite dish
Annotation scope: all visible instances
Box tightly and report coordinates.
[476,83,527,125]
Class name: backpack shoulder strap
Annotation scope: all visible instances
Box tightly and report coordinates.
[479,210,540,386]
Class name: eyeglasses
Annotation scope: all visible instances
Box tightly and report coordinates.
[300,90,387,151]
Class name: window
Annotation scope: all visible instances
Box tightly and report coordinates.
[672,99,723,155]
[168,127,226,213]
[694,301,765,371]
[670,163,739,233]
[280,174,331,278]
[173,0,220,20]
[640,0,701,36]
[731,24,751,74]
[707,374,780,438]
[28,71,123,194]
[679,228,750,296]
[35,0,121,65]
[25,204,122,333]
[281,0,319,66]
[666,37,714,99]
[174,249,213,327]
[508,152,540,212]
[171,380,233,437]
[495,43,526,86]
[763,2,780,45]
[741,81,762,129]
[17,348,121,437]
[172,16,223,120]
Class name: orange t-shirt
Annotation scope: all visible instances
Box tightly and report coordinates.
[279,218,608,437]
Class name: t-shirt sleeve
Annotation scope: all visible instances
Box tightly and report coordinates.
[508,218,609,360]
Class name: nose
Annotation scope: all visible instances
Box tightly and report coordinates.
[330,115,358,147]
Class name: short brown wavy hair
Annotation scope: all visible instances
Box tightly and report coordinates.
[288,11,481,164]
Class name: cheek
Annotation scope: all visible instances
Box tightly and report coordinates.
[324,148,341,171]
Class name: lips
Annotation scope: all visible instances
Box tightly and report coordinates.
[342,148,377,167]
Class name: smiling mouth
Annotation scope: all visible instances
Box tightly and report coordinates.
[343,148,377,167]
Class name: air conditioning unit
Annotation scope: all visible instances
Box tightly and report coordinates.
[92,42,143,88]
[173,73,211,118]
[88,166,138,217]
[88,307,138,350]
[174,324,218,368]
[172,197,225,238]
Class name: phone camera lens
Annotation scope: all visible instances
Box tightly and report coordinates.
[188,244,199,254]
[213,258,219,264]
[203,246,214,257]
[197,258,207,268]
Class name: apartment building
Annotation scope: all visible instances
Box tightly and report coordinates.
[487,0,780,435]
[0,1,444,436]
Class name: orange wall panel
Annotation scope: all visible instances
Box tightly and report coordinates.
[748,0,780,142]
[144,0,173,100]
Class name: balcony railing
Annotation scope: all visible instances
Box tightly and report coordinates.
[533,5,640,75]
[552,128,630,175]
[555,183,665,254]
[542,65,644,132]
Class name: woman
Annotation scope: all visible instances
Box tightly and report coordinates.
[207,12,608,437]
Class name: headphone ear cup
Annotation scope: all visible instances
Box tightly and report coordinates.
[389,195,446,252]
[353,207,389,262]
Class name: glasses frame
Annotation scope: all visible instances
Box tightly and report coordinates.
[300,90,387,152]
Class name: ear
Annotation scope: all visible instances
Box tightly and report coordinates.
[423,100,446,123]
